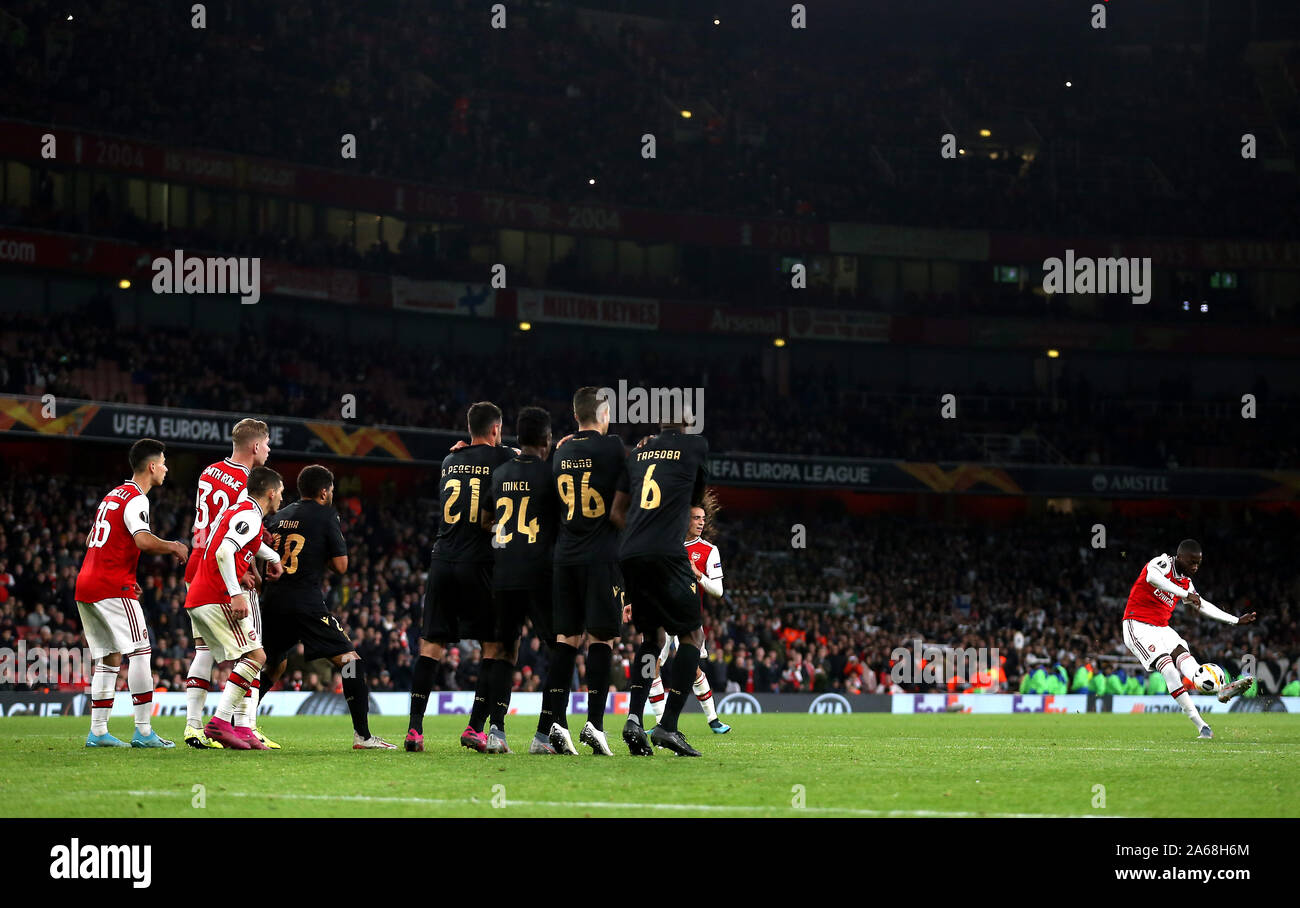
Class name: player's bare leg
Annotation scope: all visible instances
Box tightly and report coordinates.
[85,652,129,747]
[183,639,221,749]
[1156,647,1212,738]
[405,638,446,752]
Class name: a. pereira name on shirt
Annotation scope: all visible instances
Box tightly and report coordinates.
[443,464,493,476]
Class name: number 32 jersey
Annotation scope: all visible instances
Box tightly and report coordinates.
[185,458,250,584]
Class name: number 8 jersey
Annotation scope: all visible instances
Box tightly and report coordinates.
[185,458,250,584]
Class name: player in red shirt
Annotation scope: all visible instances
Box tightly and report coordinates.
[75,438,189,748]
[647,493,731,734]
[182,418,274,749]
[183,466,285,750]
[1121,539,1257,738]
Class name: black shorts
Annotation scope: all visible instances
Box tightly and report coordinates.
[262,602,353,664]
[492,581,554,645]
[552,561,622,639]
[421,559,493,643]
[621,554,702,638]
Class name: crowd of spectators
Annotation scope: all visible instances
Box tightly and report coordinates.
[5,305,1300,470]
[1,0,1297,242]
[2,469,1297,700]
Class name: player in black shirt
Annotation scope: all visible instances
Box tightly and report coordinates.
[260,465,395,749]
[406,402,516,753]
[481,407,559,754]
[615,417,710,756]
[536,386,630,756]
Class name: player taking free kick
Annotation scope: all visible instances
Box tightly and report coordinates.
[1121,539,1257,738]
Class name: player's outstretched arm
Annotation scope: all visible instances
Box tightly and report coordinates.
[1145,557,1190,599]
[133,530,188,563]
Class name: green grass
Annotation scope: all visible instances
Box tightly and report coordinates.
[2,714,1296,817]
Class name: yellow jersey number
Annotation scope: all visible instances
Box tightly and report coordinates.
[494,495,541,546]
[556,471,606,520]
[443,477,482,525]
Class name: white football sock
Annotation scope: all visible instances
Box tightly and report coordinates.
[216,658,260,722]
[234,679,260,729]
[127,649,154,735]
[693,669,718,721]
[90,662,117,736]
[648,674,667,721]
[1158,654,1206,730]
[185,645,214,728]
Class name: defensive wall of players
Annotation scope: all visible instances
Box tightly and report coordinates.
[5,691,1300,718]
[5,395,1300,499]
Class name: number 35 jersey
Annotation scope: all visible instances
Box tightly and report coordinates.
[263,499,348,610]
[553,430,626,566]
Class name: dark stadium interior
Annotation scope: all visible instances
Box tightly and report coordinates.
[2,0,1299,706]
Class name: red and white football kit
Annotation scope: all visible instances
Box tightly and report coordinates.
[74,479,153,659]
[658,536,724,664]
[1121,552,1238,671]
[185,458,250,585]
[183,499,273,663]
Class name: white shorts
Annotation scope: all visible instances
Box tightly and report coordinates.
[76,597,150,660]
[187,594,262,664]
[657,635,707,666]
[1122,619,1190,671]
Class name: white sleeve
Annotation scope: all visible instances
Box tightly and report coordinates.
[1145,555,1189,599]
[123,496,151,536]
[257,543,281,564]
[1193,595,1239,625]
[224,512,263,548]
[215,539,245,597]
[705,544,724,581]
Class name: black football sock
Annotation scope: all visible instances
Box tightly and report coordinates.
[626,639,660,725]
[546,642,578,731]
[489,658,514,730]
[469,658,495,732]
[585,642,612,731]
[408,655,439,734]
[535,647,558,736]
[341,664,371,739]
[661,642,700,733]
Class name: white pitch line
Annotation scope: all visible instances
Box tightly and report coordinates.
[113,789,1120,819]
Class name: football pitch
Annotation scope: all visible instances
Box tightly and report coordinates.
[2,714,1296,818]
